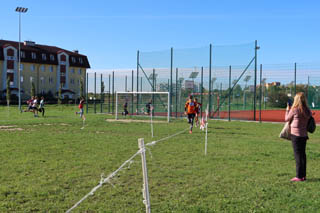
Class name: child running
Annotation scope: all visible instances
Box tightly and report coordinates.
[32,96,39,117]
[194,98,202,127]
[39,96,45,117]
[76,97,86,128]
[185,95,196,134]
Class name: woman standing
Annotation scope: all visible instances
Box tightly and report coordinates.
[285,92,311,182]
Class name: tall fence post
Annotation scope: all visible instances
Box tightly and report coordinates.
[112,71,114,115]
[137,50,140,114]
[86,72,88,113]
[170,47,173,118]
[125,75,127,92]
[94,72,96,114]
[209,44,212,118]
[152,69,155,116]
[175,68,178,118]
[253,40,258,121]
[228,66,231,122]
[100,73,103,113]
[259,64,262,123]
[294,62,297,96]
[138,138,151,213]
[200,66,203,118]
[132,70,134,116]
[108,74,111,113]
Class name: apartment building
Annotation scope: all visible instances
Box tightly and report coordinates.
[0,39,90,100]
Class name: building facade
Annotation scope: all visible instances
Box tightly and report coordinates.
[0,39,90,101]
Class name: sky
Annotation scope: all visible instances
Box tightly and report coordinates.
[1,0,320,71]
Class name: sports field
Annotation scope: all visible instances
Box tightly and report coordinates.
[1,105,320,212]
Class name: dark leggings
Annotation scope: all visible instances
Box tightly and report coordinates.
[188,113,195,131]
[291,135,308,178]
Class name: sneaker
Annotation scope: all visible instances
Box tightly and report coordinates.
[189,130,192,134]
[290,177,304,182]
[303,177,307,181]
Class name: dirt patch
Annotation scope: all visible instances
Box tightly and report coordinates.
[0,126,23,131]
[106,119,167,123]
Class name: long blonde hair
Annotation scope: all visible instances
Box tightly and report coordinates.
[292,92,309,116]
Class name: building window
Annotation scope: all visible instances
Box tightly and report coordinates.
[7,49,14,56]
[71,57,76,63]
[30,64,35,71]
[78,68,81,75]
[20,63,24,71]
[7,60,14,69]
[42,53,47,61]
[40,77,45,84]
[60,55,66,62]
[31,52,37,59]
[71,68,75,73]
[50,54,55,61]
[21,76,24,83]
[41,65,45,72]
[30,76,34,82]
[49,77,53,84]
[20,51,25,58]
[70,79,75,84]
[79,57,83,64]
[78,79,80,85]
[49,66,54,72]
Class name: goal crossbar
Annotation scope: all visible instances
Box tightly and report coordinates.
[115,91,170,122]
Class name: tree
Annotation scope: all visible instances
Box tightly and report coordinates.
[58,83,63,104]
[31,82,36,97]
[80,77,85,98]
[6,77,11,106]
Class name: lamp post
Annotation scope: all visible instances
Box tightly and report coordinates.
[15,7,28,112]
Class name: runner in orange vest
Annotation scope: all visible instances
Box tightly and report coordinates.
[185,95,196,134]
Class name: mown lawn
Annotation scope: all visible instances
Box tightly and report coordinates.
[0,105,320,212]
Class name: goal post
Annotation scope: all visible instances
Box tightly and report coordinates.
[115,91,170,122]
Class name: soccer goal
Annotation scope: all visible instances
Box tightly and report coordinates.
[115,91,170,122]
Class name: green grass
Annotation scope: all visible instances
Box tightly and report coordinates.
[1,105,320,212]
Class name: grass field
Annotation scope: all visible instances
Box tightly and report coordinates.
[1,105,320,212]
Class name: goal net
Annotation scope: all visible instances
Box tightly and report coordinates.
[115,92,170,122]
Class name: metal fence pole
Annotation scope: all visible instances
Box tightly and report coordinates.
[259,64,262,123]
[112,71,114,115]
[137,50,140,114]
[138,138,151,213]
[209,44,212,118]
[100,73,103,113]
[86,72,88,113]
[170,47,173,118]
[200,66,203,118]
[253,40,258,121]
[94,72,96,114]
[228,66,231,122]
[108,74,111,113]
[152,69,155,116]
[175,68,178,118]
[294,62,297,96]
[132,70,134,115]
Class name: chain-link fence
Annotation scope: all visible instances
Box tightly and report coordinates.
[86,42,320,123]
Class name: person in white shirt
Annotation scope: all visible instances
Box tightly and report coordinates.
[32,96,39,117]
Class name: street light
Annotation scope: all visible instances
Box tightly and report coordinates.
[15,7,28,112]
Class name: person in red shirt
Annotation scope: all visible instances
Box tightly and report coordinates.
[185,95,196,134]
[76,97,86,122]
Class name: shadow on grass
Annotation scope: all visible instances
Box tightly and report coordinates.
[306,178,320,182]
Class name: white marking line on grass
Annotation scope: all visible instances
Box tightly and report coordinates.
[106,119,167,124]
[66,127,189,212]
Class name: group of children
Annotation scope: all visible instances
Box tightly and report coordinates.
[24,96,45,117]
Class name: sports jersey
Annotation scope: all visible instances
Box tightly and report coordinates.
[185,100,196,114]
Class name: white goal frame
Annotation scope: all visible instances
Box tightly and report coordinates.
[115,91,170,122]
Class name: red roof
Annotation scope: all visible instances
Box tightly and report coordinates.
[0,39,90,68]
